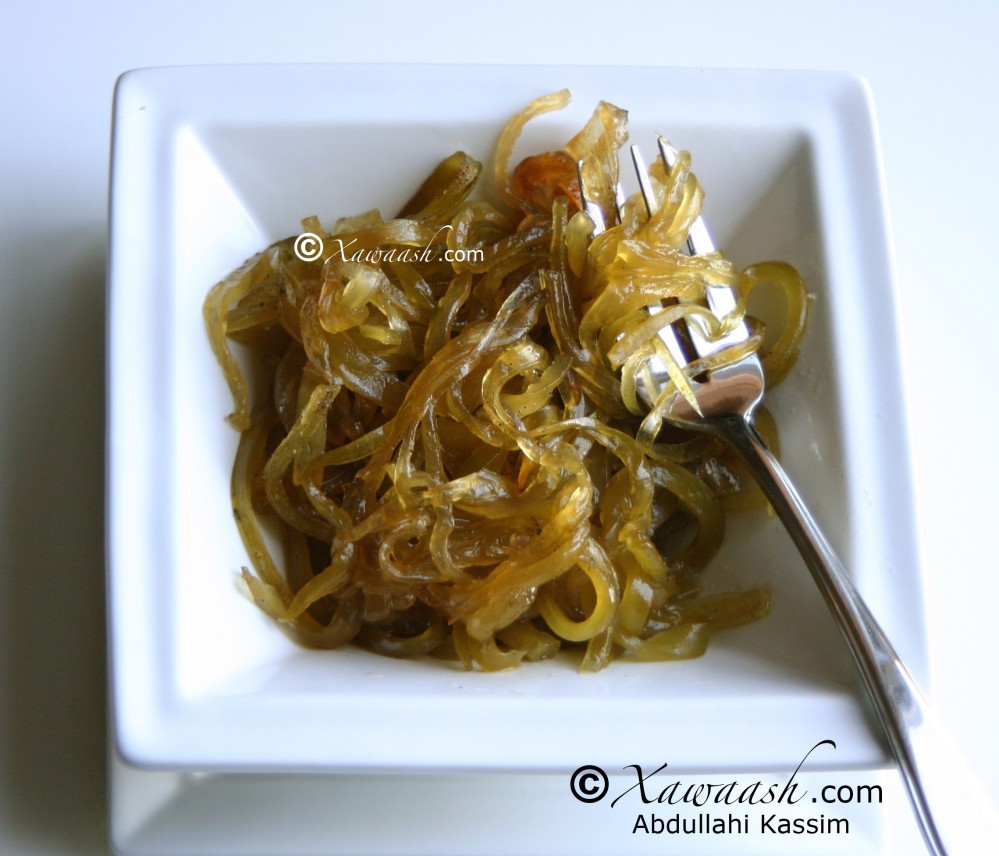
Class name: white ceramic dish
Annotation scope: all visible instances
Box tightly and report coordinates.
[107,63,925,773]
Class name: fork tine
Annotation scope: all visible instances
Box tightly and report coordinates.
[576,159,606,236]
[613,177,627,223]
[648,137,748,356]
[630,145,656,218]
[656,137,715,257]
[575,154,691,381]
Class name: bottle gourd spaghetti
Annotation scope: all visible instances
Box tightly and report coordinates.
[203,91,809,671]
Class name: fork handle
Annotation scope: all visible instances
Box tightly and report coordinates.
[719,414,999,856]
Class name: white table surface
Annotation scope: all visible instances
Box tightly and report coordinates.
[2,1,996,853]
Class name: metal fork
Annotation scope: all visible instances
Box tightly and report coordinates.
[578,140,999,856]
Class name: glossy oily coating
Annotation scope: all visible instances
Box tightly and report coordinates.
[203,92,809,671]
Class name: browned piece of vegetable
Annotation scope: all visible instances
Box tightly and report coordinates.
[204,92,809,671]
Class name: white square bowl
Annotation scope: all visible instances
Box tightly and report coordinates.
[107,63,925,773]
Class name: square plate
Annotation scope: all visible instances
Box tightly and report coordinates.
[110,751,924,855]
[107,63,925,773]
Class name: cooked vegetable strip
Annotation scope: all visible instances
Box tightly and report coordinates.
[205,93,809,671]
